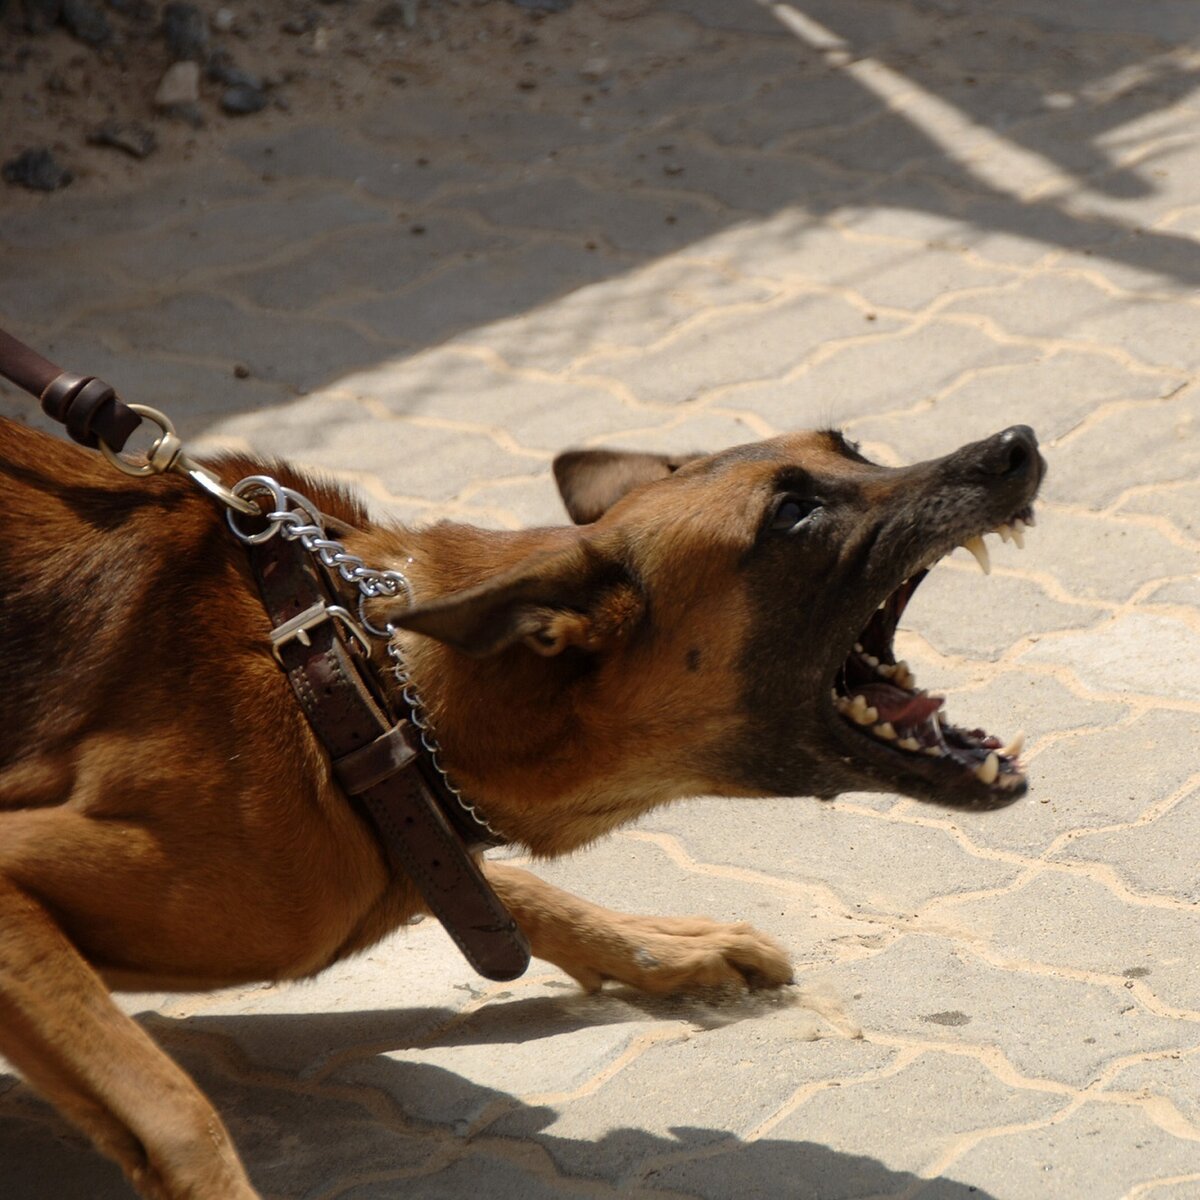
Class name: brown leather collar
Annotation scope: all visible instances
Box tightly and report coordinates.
[0,325,531,983]
[247,533,530,981]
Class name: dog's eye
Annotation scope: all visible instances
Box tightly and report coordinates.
[769,495,822,532]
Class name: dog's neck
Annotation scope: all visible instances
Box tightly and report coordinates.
[346,521,732,855]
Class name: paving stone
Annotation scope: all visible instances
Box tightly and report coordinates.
[726,320,1037,428]
[223,217,513,314]
[922,1104,1200,1200]
[1118,480,1200,539]
[446,174,726,256]
[490,1033,897,1183]
[946,871,1200,1011]
[327,240,628,349]
[454,257,776,372]
[228,125,496,203]
[763,1052,1064,1178]
[827,937,1192,1088]
[210,394,535,502]
[630,795,1024,917]
[849,352,1178,457]
[104,191,388,282]
[699,71,884,149]
[1101,1053,1200,1130]
[965,708,1200,858]
[1039,390,1200,510]
[73,293,387,393]
[901,562,1104,661]
[1011,507,1197,602]
[1051,786,1200,905]
[581,293,903,408]
[1019,612,1200,704]
[1143,576,1200,607]
[943,274,1200,370]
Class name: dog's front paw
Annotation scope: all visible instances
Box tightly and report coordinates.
[566,913,793,995]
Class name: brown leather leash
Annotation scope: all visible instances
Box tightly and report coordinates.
[0,327,530,982]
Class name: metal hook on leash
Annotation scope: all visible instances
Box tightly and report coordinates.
[99,403,261,516]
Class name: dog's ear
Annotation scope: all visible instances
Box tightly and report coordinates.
[553,448,703,524]
[387,538,643,658]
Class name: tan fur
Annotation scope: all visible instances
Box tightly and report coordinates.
[0,418,806,1199]
[3,416,1041,1197]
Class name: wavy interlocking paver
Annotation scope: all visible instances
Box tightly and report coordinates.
[2,0,1199,1196]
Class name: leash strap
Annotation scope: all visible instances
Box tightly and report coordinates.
[249,533,531,982]
[0,326,142,451]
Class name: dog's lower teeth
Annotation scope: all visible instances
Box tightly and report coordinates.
[923,745,942,756]
[975,752,1000,784]
[1011,518,1026,548]
[897,736,921,751]
[874,721,897,740]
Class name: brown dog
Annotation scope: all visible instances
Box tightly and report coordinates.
[0,416,1043,1198]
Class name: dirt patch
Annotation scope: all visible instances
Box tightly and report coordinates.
[0,0,644,196]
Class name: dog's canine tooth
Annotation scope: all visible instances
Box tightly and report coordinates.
[1011,518,1026,549]
[892,660,912,689]
[1001,731,1025,758]
[874,721,897,740]
[975,752,1000,785]
[962,535,991,575]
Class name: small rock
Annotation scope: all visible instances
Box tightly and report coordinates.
[221,83,267,114]
[154,59,200,107]
[87,119,157,158]
[21,0,61,34]
[233,363,250,379]
[206,49,262,89]
[280,10,315,33]
[580,56,608,81]
[61,0,110,43]
[161,101,205,127]
[212,6,234,31]
[162,0,208,62]
[3,147,73,191]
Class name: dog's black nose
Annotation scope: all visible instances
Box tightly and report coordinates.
[981,425,1038,478]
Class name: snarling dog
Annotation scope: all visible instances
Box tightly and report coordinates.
[0,416,1044,1198]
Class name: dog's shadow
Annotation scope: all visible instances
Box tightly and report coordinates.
[0,992,998,1199]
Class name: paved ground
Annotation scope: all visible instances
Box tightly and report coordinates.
[3,1,1200,1197]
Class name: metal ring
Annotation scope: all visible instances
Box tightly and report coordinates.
[226,476,288,544]
[99,404,179,478]
[356,590,396,640]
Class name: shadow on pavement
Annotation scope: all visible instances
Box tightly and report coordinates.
[0,1002,998,1199]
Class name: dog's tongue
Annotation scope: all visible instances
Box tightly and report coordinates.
[856,683,944,726]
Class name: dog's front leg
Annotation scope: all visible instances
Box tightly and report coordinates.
[483,861,793,994]
[0,875,258,1200]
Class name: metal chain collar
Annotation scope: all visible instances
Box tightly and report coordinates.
[225,474,502,843]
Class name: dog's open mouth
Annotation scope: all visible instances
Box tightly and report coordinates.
[830,506,1036,806]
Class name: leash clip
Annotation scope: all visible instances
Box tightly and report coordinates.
[99,403,260,516]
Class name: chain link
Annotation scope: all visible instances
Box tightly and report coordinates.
[226,475,502,841]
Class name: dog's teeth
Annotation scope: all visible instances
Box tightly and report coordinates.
[962,535,991,575]
[854,642,864,653]
[863,652,880,669]
[892,660,912,688]
[877,663,895,678]
[923,745,942,756]
[1001,731,1025,758]
[996,523,1012,543]
[975,752,1000,785]
[1011,518,1027,549]
[897,736,921,751]
[874,721,897,740]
